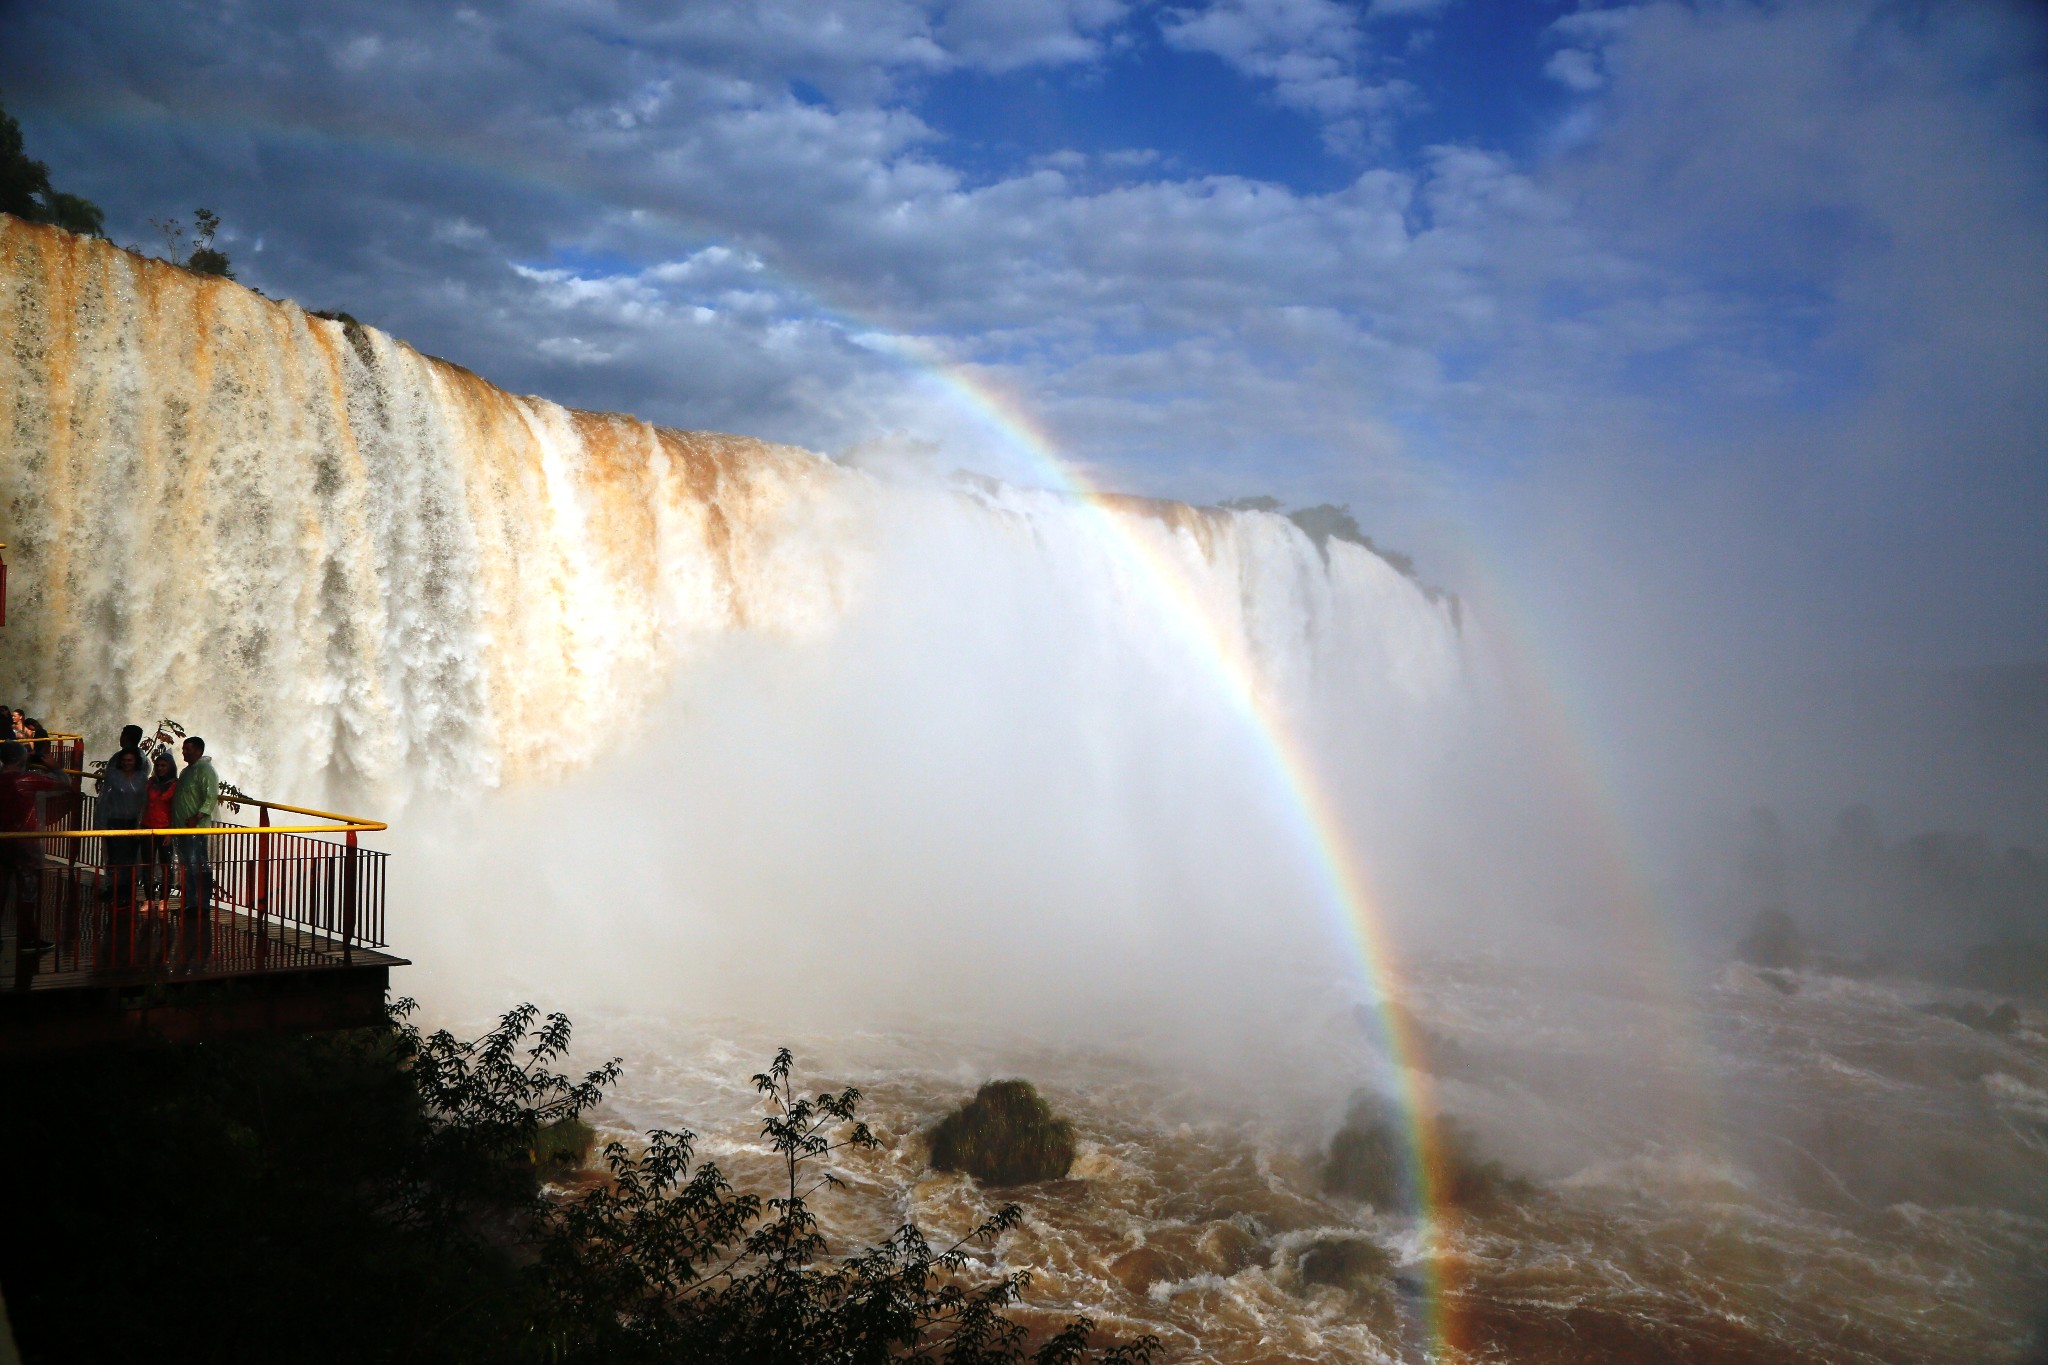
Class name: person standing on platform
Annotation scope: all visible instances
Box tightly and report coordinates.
[172,736,219,915]
[108,724,145,773]
[98,747,148,912]
[2,740,68,990]
[24,719,59,773]
[142,750,178,912]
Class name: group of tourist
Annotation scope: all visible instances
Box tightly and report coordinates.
[0,718,223,919]
[1,705,63,771]
[93,724,222,911]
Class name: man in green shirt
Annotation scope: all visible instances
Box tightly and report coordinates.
[173,735,219,912]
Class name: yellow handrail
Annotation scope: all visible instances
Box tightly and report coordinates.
[0,757,386,840]
[1,824,385,840]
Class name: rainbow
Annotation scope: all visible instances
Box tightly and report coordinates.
[885,344,1468,1357]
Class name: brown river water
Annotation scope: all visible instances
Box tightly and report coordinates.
[553,956,2048,1365]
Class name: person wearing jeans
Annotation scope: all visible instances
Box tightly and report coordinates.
[171,736,220,954]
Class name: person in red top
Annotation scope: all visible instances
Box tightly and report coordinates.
[2,739,69,989]
[141,749,179,913]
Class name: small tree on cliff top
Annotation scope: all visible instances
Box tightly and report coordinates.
[153,207,235,277]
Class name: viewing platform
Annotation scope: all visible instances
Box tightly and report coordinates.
[0,731,406,1051]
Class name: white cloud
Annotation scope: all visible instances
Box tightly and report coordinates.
[1544,47,1603,93]
[936,0,1130,71]
[534,334,615,364]
[1159,0,1415,151]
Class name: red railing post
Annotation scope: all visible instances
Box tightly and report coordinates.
[342,829,358,964]
[256,806,271,965]
[65,737,81,887]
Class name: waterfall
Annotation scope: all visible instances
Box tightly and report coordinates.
[1,218,895,800]
[1,216,1472,1035]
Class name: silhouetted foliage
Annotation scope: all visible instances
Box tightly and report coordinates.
[394,999,619,1228]
[929,1079,1078,1187]
[1218,495,1282,513]
[0,89,105,235]
[187,245,234,276]
[149,207,235,277]
[0,1003,1152,1365]
[0,92,51,219]
[42,190,104,237]
[187,207,234,276]
[150,213,188,262]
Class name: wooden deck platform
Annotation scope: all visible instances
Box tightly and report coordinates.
[1,898,407,1052]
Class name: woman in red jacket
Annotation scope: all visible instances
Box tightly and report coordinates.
[141,750,178,912]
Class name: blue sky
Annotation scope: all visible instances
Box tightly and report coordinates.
[915,2,1570,190]
[3,0,2045,697]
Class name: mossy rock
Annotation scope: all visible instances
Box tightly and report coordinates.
[1322,1092,1530,1214]
[1106,1244,1190,1295]
[1193,1220,1264,1274]
[532,1116,596,1171]
[929,1079,1075,1186]
[1324,1093,1407,1208]
[1296,1236,1393,1292]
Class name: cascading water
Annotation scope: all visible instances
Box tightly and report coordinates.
[5,218,2042,1363]
[0,218,1458,808]
[0,213,1469,1043]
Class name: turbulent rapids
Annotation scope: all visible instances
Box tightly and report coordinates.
[3,218,2044,1362]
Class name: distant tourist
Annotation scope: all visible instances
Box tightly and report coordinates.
[98,748,148,911]
[172,736,219,908]
[142,750,179,911]
[0,739,65,831]
[24,719,58,772]
[1,739,68,987]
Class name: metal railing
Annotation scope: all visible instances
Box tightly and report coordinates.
[2,736,390,991]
